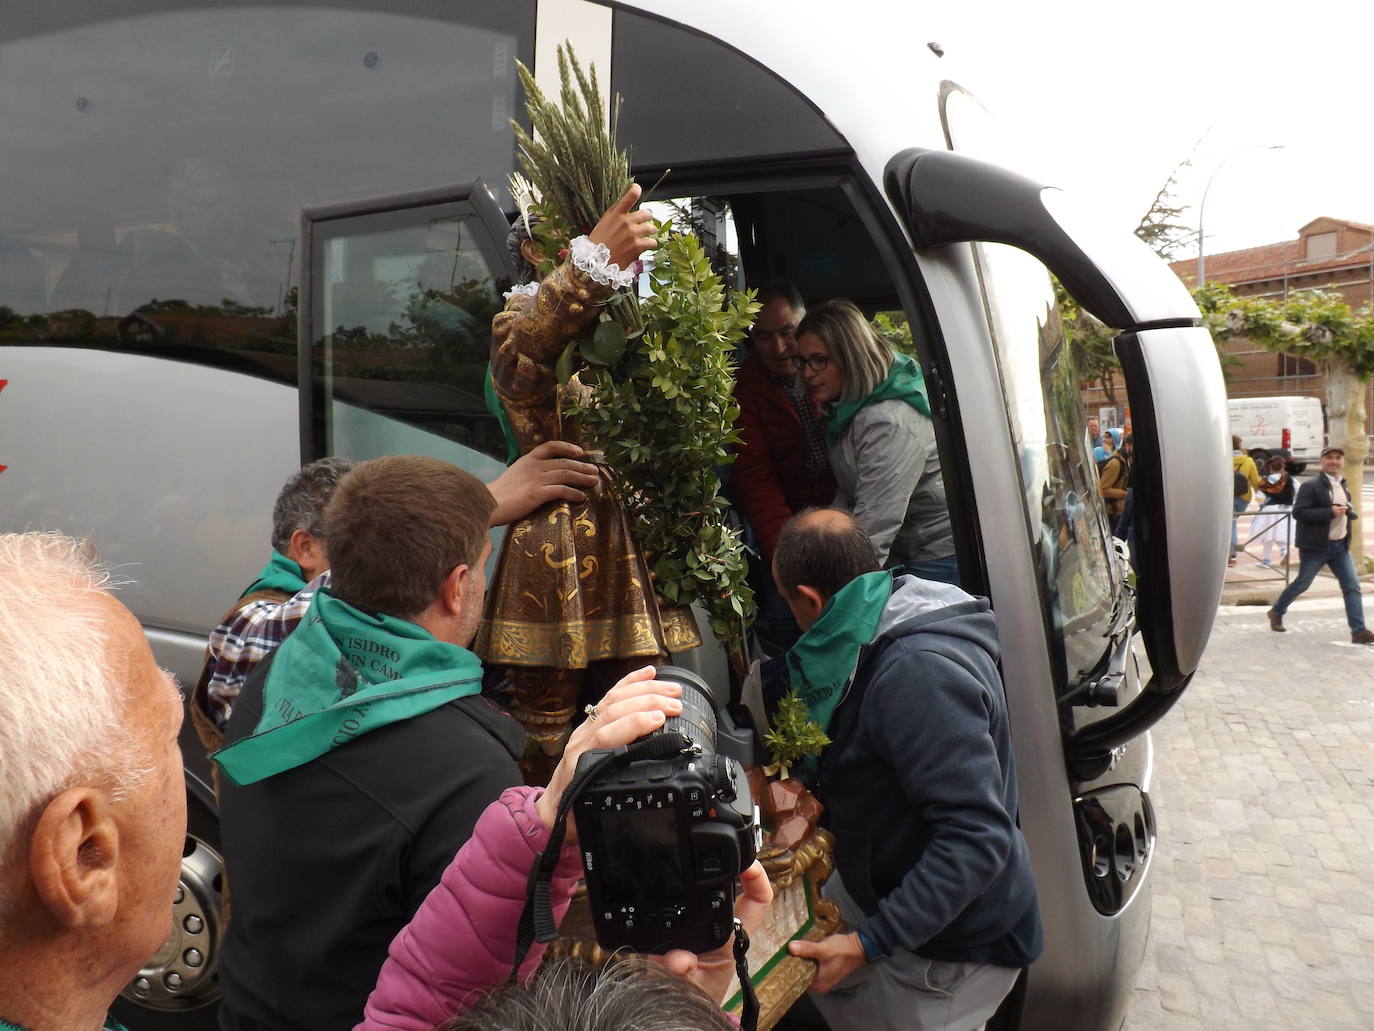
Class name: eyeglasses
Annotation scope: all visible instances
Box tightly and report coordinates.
[791,353,830,372]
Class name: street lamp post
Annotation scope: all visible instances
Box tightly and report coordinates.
[1197,144,1286,287]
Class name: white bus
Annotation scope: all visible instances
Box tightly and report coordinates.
[0,3,1229,1028]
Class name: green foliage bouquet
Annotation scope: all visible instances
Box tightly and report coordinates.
[572,230,759,664]
[510,42,758,665]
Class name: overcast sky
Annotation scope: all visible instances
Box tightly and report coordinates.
[922,0,1373,261]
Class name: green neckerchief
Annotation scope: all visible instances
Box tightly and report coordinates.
[213,588,483,785]
[241,550,307,599]
[783,570,894,734]
[0,1019,125,1031]
[823,352,930,443]
[484,362,519,466]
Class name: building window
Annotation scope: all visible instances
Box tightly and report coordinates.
[1305,232,1337,260]
[1278,353,1317,378]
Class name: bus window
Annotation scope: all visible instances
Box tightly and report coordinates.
[973,239,1123,701]
[611,10,844,168]
[0,1,534,381]
[300,184,511,461]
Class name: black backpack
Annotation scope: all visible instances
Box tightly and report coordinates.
[1233,468,1249,497]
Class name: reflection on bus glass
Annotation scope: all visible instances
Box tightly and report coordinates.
[975,241,1121,696]
[598,807,685,907]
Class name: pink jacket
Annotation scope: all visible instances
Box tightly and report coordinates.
[355,786,582,1031]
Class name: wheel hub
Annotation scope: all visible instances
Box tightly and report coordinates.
[120,831,222,1009]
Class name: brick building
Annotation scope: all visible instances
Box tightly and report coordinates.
[1172,217,1373,401]
[1080,218,1374,435]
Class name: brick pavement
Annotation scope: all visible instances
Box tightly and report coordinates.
[1121,585,1374,1030]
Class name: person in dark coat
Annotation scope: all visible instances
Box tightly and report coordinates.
[772,509,1041,1030]
[1268,446,1374,642]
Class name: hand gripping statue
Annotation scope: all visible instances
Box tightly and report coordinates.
[475,184,700,782]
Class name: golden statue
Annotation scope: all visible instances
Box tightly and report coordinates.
[474,186,699,782]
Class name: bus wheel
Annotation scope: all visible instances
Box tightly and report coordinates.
[110,781,223,1030]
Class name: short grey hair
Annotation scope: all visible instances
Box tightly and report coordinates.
[270,457,356,553]
[443,956,735,1031]
[797,299,893,404]
[0,534,149,872]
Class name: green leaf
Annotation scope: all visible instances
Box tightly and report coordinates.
[583,319,627,366]
[554,337,579,384]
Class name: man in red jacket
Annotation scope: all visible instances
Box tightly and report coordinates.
[732,280,836,650]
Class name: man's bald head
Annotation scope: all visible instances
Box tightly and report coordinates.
[772,508,880,612]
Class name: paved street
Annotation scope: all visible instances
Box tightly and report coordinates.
[1122,569,1374,1028]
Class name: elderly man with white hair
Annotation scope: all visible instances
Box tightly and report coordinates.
[0,532,187,1031]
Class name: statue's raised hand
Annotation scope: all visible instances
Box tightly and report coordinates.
[588,183,657,270]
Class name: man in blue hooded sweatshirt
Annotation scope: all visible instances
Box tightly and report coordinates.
[775,508,1041,1030]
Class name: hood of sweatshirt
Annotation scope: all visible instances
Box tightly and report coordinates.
[872,573,1000,665]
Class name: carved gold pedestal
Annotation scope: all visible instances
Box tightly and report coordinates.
[544,828,839,1031]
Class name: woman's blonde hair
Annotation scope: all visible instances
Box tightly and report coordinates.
[797,299,892,404]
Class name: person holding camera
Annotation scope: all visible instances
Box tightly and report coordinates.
[773,508,1042,1031]
[1268,446,1374,643]
[357,663,773,1030]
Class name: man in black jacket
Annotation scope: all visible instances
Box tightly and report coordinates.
[1268,446,1374,643]
[213,456,672,1031]
[773,509,1041,1030]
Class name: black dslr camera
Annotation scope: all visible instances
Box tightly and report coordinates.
[573,665,760,954]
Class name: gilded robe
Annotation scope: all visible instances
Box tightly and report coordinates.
[473,260,699,670]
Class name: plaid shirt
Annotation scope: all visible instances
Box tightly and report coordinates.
[203,570,331,729]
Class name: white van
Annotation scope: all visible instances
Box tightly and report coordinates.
[1228,395,1323,473]
[0,3,1231,1029]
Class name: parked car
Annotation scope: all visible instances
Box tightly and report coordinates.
[1227,395,1323,474]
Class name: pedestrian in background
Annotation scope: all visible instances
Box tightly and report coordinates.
[1093,427,1119,473]
[1253,455,1294,567]
[1098,434,1131,532]
[1267,446,1374,644]
[1231,436,1263,566]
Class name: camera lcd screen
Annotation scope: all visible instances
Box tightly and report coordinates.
[597,805,686,907]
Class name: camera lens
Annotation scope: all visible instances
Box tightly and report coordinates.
[652,665,717,755]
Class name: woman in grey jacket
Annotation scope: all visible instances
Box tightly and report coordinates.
[794,300,957,584]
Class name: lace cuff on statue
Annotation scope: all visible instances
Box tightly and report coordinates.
[503,281,540,300]
[569,235,636,290]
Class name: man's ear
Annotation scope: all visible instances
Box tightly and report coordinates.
[287,529,324,570]
[792,584,826,625]
[28,787,120,929]
[439,563,473,618]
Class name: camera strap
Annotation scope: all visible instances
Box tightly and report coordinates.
[733,917,759,1031]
